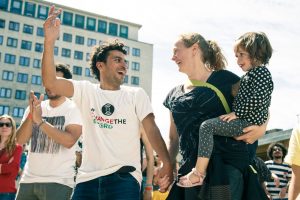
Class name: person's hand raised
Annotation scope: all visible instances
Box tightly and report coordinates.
[43,5,62,43]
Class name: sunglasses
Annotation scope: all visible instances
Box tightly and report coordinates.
[0,122,12,128]
[272,147,282,152]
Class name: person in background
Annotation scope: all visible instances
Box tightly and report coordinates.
[16,64,82,200]
[42,6,173,199]
[164,32,268,200]
[0,115,22,200]
[284,124,300,200]
[265,142,292,200]
[140,126,154,200]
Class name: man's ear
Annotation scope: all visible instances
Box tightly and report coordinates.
[96,62,103,71]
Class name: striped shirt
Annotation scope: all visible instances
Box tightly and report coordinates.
[265,160,292,199]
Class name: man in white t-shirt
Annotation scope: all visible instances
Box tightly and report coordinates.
[16,64,82,200]
[42,6,173,200]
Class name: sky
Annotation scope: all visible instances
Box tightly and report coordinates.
[49,0,300,141]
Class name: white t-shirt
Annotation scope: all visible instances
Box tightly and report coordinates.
[72,80,153,185]
[20,98,82,188]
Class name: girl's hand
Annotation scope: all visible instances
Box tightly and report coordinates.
[220,112,237,122]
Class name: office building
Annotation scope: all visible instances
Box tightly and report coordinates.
[0,0,153,125]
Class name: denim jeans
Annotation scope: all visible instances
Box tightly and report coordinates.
[0,193,16,200]
[72,172,140,200]
[16,183,72,200]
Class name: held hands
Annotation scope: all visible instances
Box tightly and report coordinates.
[29,91,44,125]
[156,161,174,193]
[219,112,237,122]
[43,5,62,43]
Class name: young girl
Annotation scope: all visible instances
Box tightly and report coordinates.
[0,115,22,200]
[177,32,274,187]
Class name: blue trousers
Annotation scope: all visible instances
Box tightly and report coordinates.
[72,172,140,200]
[0,193,16,200]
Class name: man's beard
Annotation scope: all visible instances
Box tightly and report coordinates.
[47,94,61,100]
[274,155,282,159]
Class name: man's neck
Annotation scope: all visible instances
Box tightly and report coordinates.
[49,96,66,108]
[273,158,283,164]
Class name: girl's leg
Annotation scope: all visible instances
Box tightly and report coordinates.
[178,117,250,187]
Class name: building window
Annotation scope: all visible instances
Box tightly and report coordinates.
[108,23,118,36]
[62,11,73,26]
[24,2,36,17]
[131,76,139,85]
[2,70,14,81]
[0,105,9,115]
[19,56,30,67]
[85,68,92,77]
[132,62,140,71]
[63,33,72,42]
[119,25,128,38]
[7,37,18,48]
[86,53,90,61]
[21,40,32,50]
[0,35,3,45]
[37,5,48,20]
[0,19,5,28]
[73,66,82,75]
[15,90,26,100]
[10,0,22,14]
[132,48,141,57]
[75,35,84,45]
[0,88,12,98]
[35,43,43,52]
[0,0,9,11]
[9,21,19,31]
[54,46,59,56]
[98,20,107,33]
[31,75,42,85]
[36,27,44,37]
[33,59,41,68]
[75,14,84,28]
[17,73,28,83]
[124,75,128,84]
[13,107,25,118]
[4,54,16,64]
[86,17,96,31]
[62,48,71,58]
[34,92,41,99]
[87,38,96,47]
[23,24,34,34]
[74,51,83,60]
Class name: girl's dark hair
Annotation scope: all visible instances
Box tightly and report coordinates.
[234,32,273,66]
[180,33,227,70]
[55,63,72,79]
[90,39,127,81]
[267,142,287,160]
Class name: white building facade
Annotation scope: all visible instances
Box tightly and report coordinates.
[0,0,153,125]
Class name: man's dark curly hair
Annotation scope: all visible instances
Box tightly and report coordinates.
[55,63,72,79]
[267,142,287,160]
[89,40,127,81]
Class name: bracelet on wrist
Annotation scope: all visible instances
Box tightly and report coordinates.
[144,186,153,191]
[37,119,46,129]
[27,113,32,120]
[145,183,153,187]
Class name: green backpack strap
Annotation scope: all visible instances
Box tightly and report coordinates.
[188,79,231,114]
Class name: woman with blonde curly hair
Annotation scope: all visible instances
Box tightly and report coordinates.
[0,114,22,200]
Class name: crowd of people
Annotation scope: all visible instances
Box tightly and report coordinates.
[0,5,300,200]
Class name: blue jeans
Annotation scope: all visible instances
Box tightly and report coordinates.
[226,164,243,200]
[72,172,140,200]
[0,193,16,200]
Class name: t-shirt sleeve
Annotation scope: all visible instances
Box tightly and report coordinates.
[71,80,84,109]
[285,125,300,166]
[135,88,153,121]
